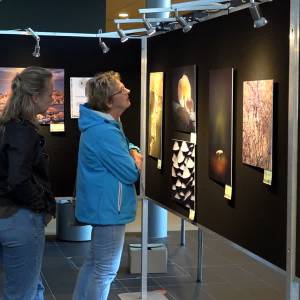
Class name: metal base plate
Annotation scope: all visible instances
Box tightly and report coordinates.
[118,290,169,300]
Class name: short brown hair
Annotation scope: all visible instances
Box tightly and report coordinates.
[86,71,120,112]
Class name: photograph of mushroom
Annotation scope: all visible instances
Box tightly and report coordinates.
[242,79,273,170]
[148,72,164,159]
[208,68,233,185]
[171,139,196,210]
[171,65,196,133]
[0,67,64,125]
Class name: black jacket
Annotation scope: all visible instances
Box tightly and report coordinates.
[0,119,55,216]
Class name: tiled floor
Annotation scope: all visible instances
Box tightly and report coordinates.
[36,229,286,300]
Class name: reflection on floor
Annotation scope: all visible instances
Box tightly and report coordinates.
[36,230,285,300]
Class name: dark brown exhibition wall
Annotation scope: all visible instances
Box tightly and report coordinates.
[146,1,289,269]
[0,35,141,196]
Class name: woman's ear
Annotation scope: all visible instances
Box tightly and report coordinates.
[106,98,113,108]
[32,94,39,104]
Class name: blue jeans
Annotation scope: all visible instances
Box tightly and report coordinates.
[0,208,45,300]
[73,224,126,300]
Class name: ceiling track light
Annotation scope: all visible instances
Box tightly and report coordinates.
[98,29,110,54]
[249,0,268,28]
[32,40,40,58]
[175,10,193,33]
[117,25,129,43]
[142,14,156,36]
[26,27,40,58]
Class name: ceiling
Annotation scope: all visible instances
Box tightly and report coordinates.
[106,0,187,32]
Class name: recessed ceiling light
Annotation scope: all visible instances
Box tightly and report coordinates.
[118,12,129,18]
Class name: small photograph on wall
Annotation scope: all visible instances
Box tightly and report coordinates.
[0,67,64,125]
[38,69,64,125]
[209,68,233,185]
[171,139,195,210]
[171,65,196,133]
[148,72,164,159]
[242,79,273,170]
[70,77,91,119]
[0,67,23,115]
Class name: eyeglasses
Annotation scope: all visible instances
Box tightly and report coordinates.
[110,85,129,98]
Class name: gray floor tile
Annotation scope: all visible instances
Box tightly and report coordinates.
[240,262,286,291]
[54,241,91,257]
[201,282,256,300]
[205,238,260,265]
[166,282,215,300]
[234,281,285,300]
[149,262,189,278]
[183,267,227,284]
[204,265,260,284]
[168,246,233,268]
[118,277,160,288]
[42,257,78,295]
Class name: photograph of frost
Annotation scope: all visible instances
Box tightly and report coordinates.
[171,140,195,210]
[148,72,164,159]
[242,80,273,170]
[208,68,233,185]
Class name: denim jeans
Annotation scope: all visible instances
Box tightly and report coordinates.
[73,224,126,300]
[0,208,45,300]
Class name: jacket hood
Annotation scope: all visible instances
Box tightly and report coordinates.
[78,104,114,132]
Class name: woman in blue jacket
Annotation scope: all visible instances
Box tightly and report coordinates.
[73,71,142,300]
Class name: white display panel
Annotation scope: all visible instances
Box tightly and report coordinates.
[70,77,91,118]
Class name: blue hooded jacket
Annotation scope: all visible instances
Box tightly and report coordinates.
[75,104,140,225]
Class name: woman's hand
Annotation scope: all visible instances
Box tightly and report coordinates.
[44,213,53,225]
[130,149,143,171]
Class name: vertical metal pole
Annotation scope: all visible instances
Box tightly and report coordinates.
[196,228,203,283]
[146,0,170,240]
[141,198,149,299]
[286,0,300,299]
[180,219,186,246]
[140,37,148,300]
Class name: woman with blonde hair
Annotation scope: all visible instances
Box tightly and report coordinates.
[73,71,142,300]
[0,66,56,300]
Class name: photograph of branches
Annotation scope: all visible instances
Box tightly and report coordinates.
[242,80,273,171]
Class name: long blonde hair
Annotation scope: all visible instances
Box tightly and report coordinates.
[0,66,52,127]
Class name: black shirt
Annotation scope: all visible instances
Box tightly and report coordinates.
[0,119,55,218]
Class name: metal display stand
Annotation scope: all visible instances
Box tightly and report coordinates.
[286,1,300,299]
[197,229,203,283]
[181,219,186,246]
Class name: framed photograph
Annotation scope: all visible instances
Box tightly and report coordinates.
[208,68,233,185]
[242,79,273,171]
[171,65,196,133]
[148,72,164,159]
[171,139,196,210]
